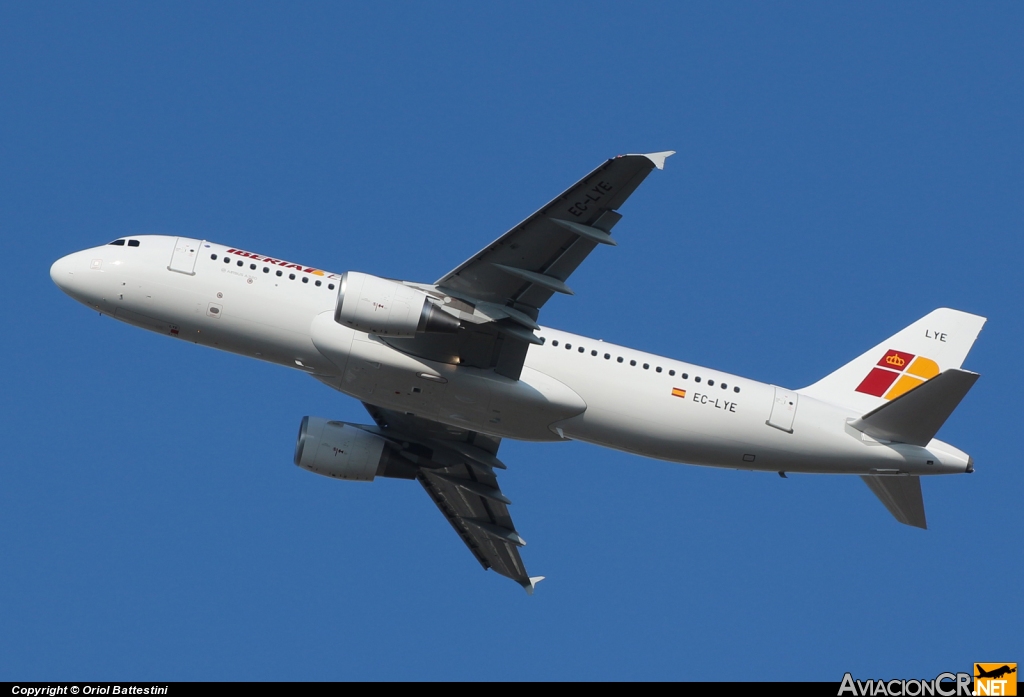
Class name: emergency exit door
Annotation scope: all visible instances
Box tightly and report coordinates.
[767,386,799,433]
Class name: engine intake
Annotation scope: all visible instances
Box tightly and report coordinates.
[293,416,416,481]
[335,271,460,337]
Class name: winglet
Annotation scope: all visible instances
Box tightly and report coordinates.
[522,576,546,595]
[637,150,676,170]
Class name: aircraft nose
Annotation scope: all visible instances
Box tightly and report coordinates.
[50,249,99,302]
[50,253,76,291]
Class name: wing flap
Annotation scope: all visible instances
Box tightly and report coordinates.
[419,465,528,583]
[364,403,536,589]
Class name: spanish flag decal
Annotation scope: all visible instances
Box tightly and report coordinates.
[671,388,687,399]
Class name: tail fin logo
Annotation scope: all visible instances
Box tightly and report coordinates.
[885,354,906,368]
[974,663,1017,696]
[855,349,940,400]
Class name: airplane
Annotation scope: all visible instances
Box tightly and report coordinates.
[50,151,986,592]
[976,666,1017,680]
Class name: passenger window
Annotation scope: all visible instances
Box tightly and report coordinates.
[643,363,649,369]
[721,383,728,390]
[315,280,321,286]
[682,373,689,379]
[302,277,309,283]
[734,386,741,393]
[276,270,283,277]
[127,240,140,247]
[539,337,546,344]
[578,346,585,353]
[695,377,701,383]
[289,273,296,280]
[617,357,623,363]
[250,264,256,270]
[656,367,662,373]
[109,240,126,246]
[630,360,636,366]
[591,350,597,356]
[565,343,572,350]
[328,284,335,290]
[263,267,269,273]
[669,370,675,376]
[210,254,217,260]
[604,353,611,359]
[552,340,559,347]
[237,260,243,267]
[708,380,714,386]
[224,257,230,264]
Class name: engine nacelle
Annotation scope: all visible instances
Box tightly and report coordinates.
[293,417,416,481]
[335,271,460,337]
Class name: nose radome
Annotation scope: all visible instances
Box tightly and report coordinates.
[50,250,98,300]
[50,253,75,291]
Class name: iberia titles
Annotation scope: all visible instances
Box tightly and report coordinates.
[225,248,341,279]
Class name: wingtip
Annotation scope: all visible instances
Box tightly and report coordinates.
[641,150,676,170]
[522,575,546,595]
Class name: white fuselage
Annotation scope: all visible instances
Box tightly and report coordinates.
[50,235,972,477]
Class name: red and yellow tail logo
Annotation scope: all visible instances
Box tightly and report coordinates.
[855,349,940,400]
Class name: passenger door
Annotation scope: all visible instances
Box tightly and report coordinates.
[168,237,202,275]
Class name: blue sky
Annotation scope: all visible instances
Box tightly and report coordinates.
[2,2,1021,681]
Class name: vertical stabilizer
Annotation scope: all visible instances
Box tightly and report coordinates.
[799,308,985,414]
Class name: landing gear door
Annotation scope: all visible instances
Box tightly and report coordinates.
[767,386,799,433]
[168,237,202,275]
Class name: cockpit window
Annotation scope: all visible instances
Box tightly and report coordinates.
[109,239,126,246]
[127,240,140,247]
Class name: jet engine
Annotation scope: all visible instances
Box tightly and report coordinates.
[334,271,460,337]
[293,416,415,481]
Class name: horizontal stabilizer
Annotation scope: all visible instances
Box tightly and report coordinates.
[850,369,979,446]
[861,475,927,529]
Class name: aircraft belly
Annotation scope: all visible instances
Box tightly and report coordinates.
[547,356,775,462]
[314,337,586,441]
[485,366,587,440]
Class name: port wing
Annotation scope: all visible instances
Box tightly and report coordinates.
[436,151,673,310]
[363,403,542,592]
